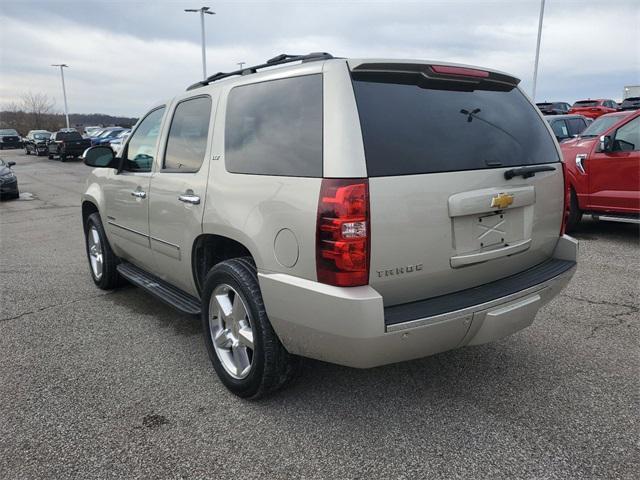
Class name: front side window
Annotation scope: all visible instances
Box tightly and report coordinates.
[550,120,569,138]
[123,107,165,172]
[164,96,212,171]
[614,117,640,151]
[225,75,323,177]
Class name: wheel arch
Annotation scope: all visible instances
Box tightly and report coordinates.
[191,234,256,295]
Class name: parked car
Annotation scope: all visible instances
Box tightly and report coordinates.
[0,158,19,200]
[24,130,52,156]
[80,53,577,398]
[91,127,126,146]
[561,110,639,230]
[536,101,571,115]
[48,130,92,161]
[84,126,102,136]
[0,129,22,149]
[619,97,640,111]
[545,115,590,142]
[108,129,131,153]
[568,99,618,119]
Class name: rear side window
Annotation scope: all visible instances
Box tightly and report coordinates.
[225,75,322,177]
[352,76,559,177]
[164,96,212,171]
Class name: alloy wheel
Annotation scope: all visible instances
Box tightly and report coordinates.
[209,284,255,379]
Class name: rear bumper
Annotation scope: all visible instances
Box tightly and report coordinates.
[260,235,578,368]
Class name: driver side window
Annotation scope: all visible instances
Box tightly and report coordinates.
[123,106,165,172]
[614,117,640,152]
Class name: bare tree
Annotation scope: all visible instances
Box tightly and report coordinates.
[20,92,56,130]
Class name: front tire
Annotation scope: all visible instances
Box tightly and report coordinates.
[201,257,300,399]
[566,189,582,233]
[84,212,120,289]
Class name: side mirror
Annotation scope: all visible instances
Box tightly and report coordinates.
[599,135,613,152]
[82,146,117,168]
[7,161,16,167]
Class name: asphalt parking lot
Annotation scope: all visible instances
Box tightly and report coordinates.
[1,148,638,480]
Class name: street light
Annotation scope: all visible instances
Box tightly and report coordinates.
[531,0,546,101]
[51,64,70,129]
[184,6,216,80]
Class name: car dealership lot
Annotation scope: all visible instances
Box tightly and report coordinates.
[0,149,638,479]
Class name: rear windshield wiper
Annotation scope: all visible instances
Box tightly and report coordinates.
[504,165,556,180]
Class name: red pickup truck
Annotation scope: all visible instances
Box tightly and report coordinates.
[561,110,640,231]
[568,99,618,119]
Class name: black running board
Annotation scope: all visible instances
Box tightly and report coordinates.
[116,262,201,315]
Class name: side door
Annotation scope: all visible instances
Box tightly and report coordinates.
[148,94,216,295]
[102,106,166,271]
[587,115,640,212]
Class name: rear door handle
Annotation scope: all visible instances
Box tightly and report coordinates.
[178,194,200,205]
[131,190,146,198]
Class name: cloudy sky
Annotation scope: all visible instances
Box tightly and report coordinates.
[1,0,638,117]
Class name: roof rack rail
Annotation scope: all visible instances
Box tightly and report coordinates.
[186,52,334,91]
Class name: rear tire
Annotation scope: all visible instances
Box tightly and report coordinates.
[566,189,582,233]
[48,153,53,159]
[201,257,301,399]
[84,212,120,290]
[25,146,30,155]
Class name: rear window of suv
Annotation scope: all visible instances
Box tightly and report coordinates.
[225,74,322,177]
[351,74,559,177]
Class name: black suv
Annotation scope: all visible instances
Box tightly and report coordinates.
[0,129,22,150]
[536,102,571,115]
[619,97,640,111]
[24,130,52,156]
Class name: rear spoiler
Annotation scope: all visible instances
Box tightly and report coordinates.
[350,62,520,89]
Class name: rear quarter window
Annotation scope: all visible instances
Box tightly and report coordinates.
[225,74,323,177]
[352,75,559,177]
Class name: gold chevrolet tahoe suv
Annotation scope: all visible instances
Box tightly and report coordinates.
[81,53,578,398]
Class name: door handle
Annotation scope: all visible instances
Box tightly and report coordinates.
[131,190,146,198]
[178,194,200,205]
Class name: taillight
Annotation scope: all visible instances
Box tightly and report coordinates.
[316,178,370,287]
[560,161,569,235]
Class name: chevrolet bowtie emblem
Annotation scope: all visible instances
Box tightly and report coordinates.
[491,193,514,209]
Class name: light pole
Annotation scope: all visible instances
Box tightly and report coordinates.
[51,64,70,129]
[185,6,215,80]
[237,62,246,70]
[531,0,546,101]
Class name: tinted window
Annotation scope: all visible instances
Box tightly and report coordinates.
[550,120,569,138]
[164,96,212,171]
[614,116,640,151]
[123,107,165,172]
[225,75,322,177]
[566,117,587,136]
[573,100,598,107]
[352,76,559,176]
